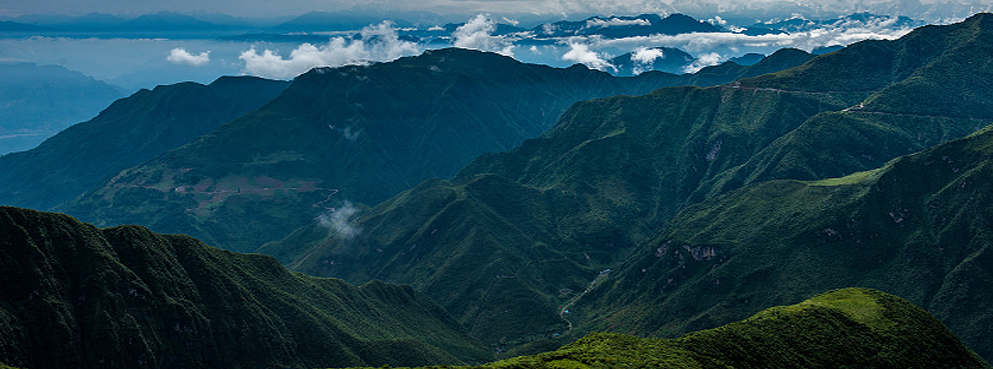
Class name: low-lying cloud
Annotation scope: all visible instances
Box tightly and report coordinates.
[586,18,652,28]
[596,16,916,57]
[630,47,667,75]
[631,47,666,64]
[683,52,723,73]
[562,42,615,71]
[240,21,420,79]
[453,14,516,57]
[318,201,361,240]
[167,48,210,66]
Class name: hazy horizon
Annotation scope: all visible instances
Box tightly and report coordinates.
[2,0,992,22]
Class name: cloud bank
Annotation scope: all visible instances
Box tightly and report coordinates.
[586,18,652,28]
[167,48,210,66]
[239,21,420,79]
[453,14,516,56]
[597,15,916,56]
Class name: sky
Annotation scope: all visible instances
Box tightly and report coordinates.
[2,0,991,86]
[1,0,991,21]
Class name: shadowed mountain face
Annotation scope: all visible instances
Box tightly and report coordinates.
[56,47,814,256]
[0,76,289,211]
[282,14,993,352]
[0,206,489,369]
[380,289,990,369]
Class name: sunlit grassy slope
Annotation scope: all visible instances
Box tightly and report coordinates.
[341,288,990,369]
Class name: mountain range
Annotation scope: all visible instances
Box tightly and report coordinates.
[50,47,813,256]
[2,10,993,368]
[575,120,993,359]
[529,13,722,39]
[746,12,925,34]
[2,206,987,368]
[0,76,289,210]
[276,13,993,357]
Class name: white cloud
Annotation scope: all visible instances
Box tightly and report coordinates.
[585,18,652,29]
[683,52,723,73]
[594,15,915,56]
[631,48,669,75]
[632,47,666,64]
[167,48,210,66]
[318,201,361,240]
[239,21,420,79]
[562,42,615,72]
[453,14,516,57]
[707,16,728,27]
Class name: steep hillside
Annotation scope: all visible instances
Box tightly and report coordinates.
[0,206,489,369]
[285,84,856,343]
[285,14,993,348]
[346,289,990,369]
[577,124,993,360]
[59,47,811,254]
[0,76,289,210]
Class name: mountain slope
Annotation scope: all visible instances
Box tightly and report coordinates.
[58,47,811,255]
[285,14,993,349]
[285,82,857,344]
[0,62,125,154]
[577,124,993,360]
[349,289,990,369]
[0,206,489,369]
[0,76,289,211]
[693,14,993,200]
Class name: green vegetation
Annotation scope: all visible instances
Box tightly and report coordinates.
[341,289,990,369]
[0,206,489,369]
[55,47,820,256]
[282,14,993,356]
[577,123,993,360]
[0,76,289,210]
[8,13,993,366]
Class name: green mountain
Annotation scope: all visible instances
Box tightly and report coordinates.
[57,47,812,255]
[345,289,990,369]
[575,124,993,361]
[0,76,289,210]
[680,48,816,86]
[0,205,489,369]
[282,14,993,350]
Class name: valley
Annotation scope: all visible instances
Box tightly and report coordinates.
[1,8,993,369]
